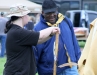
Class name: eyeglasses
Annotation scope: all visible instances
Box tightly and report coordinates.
[44,11,57,17]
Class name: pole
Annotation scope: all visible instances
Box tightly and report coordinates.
[53,32,59,75]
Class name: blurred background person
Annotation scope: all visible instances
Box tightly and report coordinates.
[24,15,35,30]
[0,12,8,57]
[35,13,40,25]
[24,13,41,28]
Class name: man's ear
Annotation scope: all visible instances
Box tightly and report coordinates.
[42,11,45,16]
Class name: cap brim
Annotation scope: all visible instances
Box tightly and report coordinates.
[7,10,30,17]
[43,8,57,13]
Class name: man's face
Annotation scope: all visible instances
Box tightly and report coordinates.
[42,11,58,24]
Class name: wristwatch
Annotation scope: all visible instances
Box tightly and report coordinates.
[49,33,53,37]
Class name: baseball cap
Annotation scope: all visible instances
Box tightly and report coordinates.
[42,0,57,13]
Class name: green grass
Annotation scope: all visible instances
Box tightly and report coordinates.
[0,41,85,75]
[0,57,6,75]
[78,41,86,48]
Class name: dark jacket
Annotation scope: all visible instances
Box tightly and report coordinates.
[25,22,34,30]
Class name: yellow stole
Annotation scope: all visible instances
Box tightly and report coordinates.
[46,13,73,68]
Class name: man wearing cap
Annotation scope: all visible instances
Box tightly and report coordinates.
[34,0,81,75]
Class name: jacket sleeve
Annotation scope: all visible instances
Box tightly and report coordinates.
[33,25,45,66]
[33,44,45,66]
[66,17,81,62]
